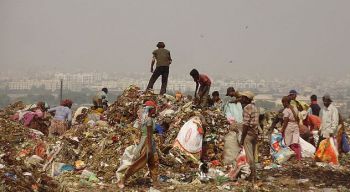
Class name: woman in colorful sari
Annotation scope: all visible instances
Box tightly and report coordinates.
[117,100,159,189]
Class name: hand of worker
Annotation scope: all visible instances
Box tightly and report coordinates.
[239,140,244,147]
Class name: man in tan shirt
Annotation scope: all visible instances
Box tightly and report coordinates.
[146,42,172,95]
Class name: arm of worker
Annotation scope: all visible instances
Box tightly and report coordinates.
[280,109,289,135]
[194,82,199,98]
[47,106,58,113]
[240,125,249,146]
[329,108,339,137]
[151,56,156,73]
[281,117,288,136]
[168,52,172,64]
[240,105,251,146]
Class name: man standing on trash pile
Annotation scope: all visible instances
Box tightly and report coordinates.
[92,87,108,111]
[318,94,339,147]
[48,99,73,137]
[280,96,302,161]
[146,42,172,95]
[118,100,159,189]
[239,91,259,182]
[190,69,211,107]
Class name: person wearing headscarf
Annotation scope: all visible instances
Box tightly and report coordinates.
[48,99,73,136]
[288,90,308,111]
[239,91,259,181]
[318,94,339,145]
[146,42,172,95]
[117,100,159,189]
[280,96,302,160]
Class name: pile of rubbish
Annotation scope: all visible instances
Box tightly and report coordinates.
[1,85,350,191]
[0,117,59,191]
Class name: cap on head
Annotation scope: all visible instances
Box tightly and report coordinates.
[144,100,157,108]
[289,90,298,95]
[156,42,165,48]
[322,94,332,102]
[226,87,235,96]
[240,91,255,100]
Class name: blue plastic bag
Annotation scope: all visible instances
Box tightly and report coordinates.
[155,124,164,135]
[341,133,350,153]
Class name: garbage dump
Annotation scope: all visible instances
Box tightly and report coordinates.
[1,85,350,191]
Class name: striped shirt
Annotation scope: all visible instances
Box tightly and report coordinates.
[243,103,259,137]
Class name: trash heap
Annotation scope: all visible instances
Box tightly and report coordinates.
[0,109,59,191]
[1,85,350,191]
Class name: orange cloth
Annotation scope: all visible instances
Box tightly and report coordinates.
[315,138,339,165]
[307,115,321,131]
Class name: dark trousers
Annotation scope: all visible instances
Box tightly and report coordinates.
[146,66,169,95]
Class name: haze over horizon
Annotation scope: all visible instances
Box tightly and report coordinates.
[1,0,349,78]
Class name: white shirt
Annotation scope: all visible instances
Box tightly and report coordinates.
[97,91,108,103]
[319,104,339,138]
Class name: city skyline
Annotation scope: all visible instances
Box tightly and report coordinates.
[1,0,350,78]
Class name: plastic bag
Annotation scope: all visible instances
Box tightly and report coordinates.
[270,132,294,164]
[299,137,316,158]
[341,133,350,153]
[228,148,251,180]
[315,138,339,165]
[174,116,203,153]
[224,103,243,124]
[115,144,139,181]
[273,148,295,164]
[223,131,241,165]
[270,133,286,152]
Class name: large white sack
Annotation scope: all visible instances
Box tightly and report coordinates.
[175,116,203,153]
[223,131,241,165]
[299,137,316,158]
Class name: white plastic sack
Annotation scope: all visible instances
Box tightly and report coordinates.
[224,103,243,124]
[228,148,251,180]
[223,131,241,165]
[175,116,203,153]
[72,107,88,124]
[299,137,316,158]
[115,145,139,180]
[160,109,175,117]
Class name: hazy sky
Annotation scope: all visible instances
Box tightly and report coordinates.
[1,0,349,77]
